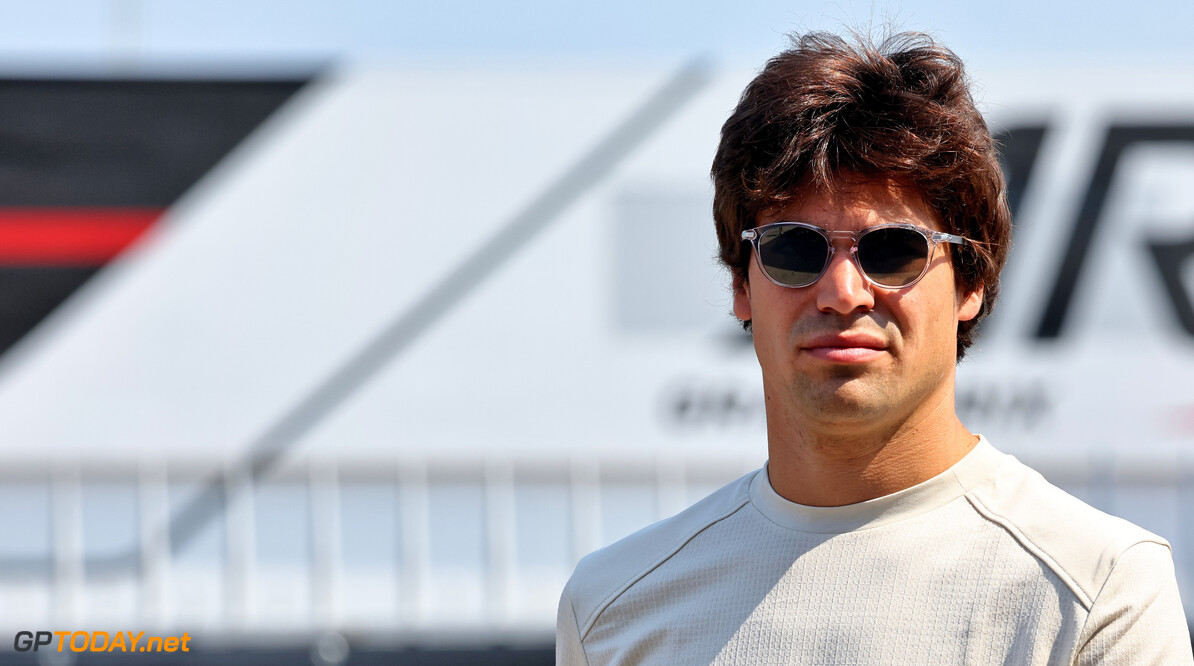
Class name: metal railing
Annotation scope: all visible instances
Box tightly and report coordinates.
[0,451,1189,646]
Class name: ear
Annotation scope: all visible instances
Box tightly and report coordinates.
[733,274,752,322]
[957,285,983,322]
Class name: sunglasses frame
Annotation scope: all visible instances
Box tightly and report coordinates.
[741,222,969,289]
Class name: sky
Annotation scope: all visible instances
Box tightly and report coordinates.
[0,0,1191,71]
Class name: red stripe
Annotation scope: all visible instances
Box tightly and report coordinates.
[0,208,162,264]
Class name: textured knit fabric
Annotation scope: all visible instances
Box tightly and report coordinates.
[557,438,1193,665]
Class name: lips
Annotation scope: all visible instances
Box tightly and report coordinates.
[800,331,889,363]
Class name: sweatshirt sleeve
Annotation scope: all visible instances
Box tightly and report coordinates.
[1076,540,1193,665]
[557,585,590,666]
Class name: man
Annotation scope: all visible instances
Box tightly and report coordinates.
[557,31,1193,664]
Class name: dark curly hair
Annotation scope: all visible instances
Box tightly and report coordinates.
[711,31,1011,360]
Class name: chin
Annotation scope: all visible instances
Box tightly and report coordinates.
[794,376,892,422]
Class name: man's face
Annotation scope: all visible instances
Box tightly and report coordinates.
[733,179,983,432]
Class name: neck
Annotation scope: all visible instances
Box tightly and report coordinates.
[765,383,977,507]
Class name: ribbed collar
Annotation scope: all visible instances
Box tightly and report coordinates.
[749,436,1005,534]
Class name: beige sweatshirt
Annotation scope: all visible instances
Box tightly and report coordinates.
[558,438,1193,665]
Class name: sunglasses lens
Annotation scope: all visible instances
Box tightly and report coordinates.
[857,227,930,287]
[756,225,829,287]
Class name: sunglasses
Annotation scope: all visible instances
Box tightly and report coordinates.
[741,222,970,289]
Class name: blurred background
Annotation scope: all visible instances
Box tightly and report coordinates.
[0,0,1191,663]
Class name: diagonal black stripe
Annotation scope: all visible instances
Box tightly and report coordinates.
[0,267,100,355]
[1035,124,1194,339]
[992,125,1047,223]
[159,59,714,562]
[1145,235,1194,336]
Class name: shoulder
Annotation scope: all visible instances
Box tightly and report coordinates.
[965,452,1171,610]
[1074,538,1193,662]
[560,468,758,639]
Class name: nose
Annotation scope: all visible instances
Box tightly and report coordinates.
[814,246,875,315]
